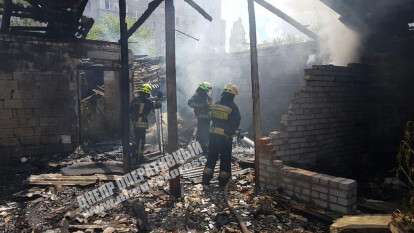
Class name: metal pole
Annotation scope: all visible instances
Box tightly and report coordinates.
[119,0,131,172]
[165,0,181,199]
[247,0,262,191]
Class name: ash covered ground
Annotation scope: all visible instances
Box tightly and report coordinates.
[0,144,329,233]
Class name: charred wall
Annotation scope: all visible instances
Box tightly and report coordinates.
[0,35,80,162]
[0,34,121,163]
[361,34,414,180]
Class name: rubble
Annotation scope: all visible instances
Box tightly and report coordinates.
[359,199,400,214]
[0,145,330,232]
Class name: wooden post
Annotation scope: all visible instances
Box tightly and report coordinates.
[1,0,12,33]
[165,0,181,199]
[247,0,262,191]
[119,0,131,172]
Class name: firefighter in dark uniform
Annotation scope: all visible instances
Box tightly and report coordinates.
[188,82,213,154]
[130,83,160,165]
[202,84,241,188]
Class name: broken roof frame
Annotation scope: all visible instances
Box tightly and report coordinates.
[126,0,212,39]
[0,0,93,39]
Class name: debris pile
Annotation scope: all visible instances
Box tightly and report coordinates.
[0,144,330,232]
[132,56,165,96]
[80,85,110,143]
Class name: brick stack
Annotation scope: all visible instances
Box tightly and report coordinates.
[269,64,370,174]
[258,137,357,214]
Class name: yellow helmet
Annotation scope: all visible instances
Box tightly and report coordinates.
[223,84,239,96]
[138,83,152,94]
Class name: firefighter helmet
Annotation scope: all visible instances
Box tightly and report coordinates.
[198,81,212,92]
[223,84,239,96]
[138,83,152,94]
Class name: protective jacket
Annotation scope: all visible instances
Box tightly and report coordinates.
[203,93,241,187]
[209,95,241,137]
[130,95,160,129]
[188,89,212,120]
[130,94,160,165]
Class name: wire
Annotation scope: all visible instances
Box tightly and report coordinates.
[175,29,200,41]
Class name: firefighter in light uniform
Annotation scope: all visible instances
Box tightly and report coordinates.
[202,84,241,188]
[130,83,160,165]
[188,82,213,154]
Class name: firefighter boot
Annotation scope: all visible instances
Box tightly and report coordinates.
[218,171,231,189]
[202,167,214,186]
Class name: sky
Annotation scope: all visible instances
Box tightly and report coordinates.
[221,0,340,50]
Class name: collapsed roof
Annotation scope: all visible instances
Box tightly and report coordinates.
[0,0,93,39]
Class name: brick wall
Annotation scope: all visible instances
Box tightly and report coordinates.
[258,138,357,214]
[0,34,121,161]
[0,35,79,161]
[268,64,370,176]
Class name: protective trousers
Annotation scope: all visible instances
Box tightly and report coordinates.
[202,134,233,187]
[196,118,210,154]
[133,127,146,165]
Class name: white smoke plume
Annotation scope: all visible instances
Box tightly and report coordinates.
[222,0,362,66]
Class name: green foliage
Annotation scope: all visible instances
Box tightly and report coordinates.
[87,14,155,55]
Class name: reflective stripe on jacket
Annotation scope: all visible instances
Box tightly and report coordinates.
[209,101,240,137]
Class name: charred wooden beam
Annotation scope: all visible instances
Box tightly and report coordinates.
[11,4,76,22]
[1,0,12,33]
[74,0,89,22]
[119,0,132,172]
[1,0,91,38]
[75,16,94,39]
[127,0,164,38]
[10,26,47,31]
[165,0,181,199]
[254,0,318,40]
[183,0,212,22]
[247,0,263,192]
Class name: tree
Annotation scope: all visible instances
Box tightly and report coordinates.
[87,14,154,55]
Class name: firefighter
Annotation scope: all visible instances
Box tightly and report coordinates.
[130,83,161,165]
[202,84,241,188]
[188,81,213,154]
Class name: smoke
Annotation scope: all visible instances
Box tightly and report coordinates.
[173,0,363,98]
[85,0,363,133]
[174,0,230,108]
[276,0,362,65]
[222,0,362,66]
[301,1,362,65]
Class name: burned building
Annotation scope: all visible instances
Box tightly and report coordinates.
[0,1,124,164]
[1,0,414,232]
